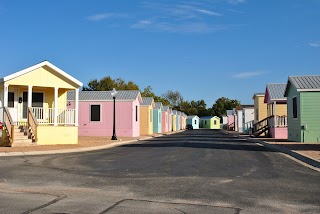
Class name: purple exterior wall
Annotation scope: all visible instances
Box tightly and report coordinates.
[69,99,140,137]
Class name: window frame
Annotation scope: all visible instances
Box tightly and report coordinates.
[90,104,102,122]
[292,96,298,119]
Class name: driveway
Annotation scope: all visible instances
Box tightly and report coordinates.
[0,129,319,213]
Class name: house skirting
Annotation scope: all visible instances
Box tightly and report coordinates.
[270,127,288,139]
[37,126,78,145]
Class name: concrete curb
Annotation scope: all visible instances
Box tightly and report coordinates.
[247,138,320,169]
[0,130,185,157]
[220,129,320,170]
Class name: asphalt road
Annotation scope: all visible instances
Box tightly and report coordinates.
[0,129,319,214]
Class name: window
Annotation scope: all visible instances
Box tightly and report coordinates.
[205,121,207,125]
[293,97,297,118]
[135,105,138,122]
[90,105,101,122]
[214,120,217,125]
[8,92,14,107]
[150,109,152,122]
[195,120,197,124]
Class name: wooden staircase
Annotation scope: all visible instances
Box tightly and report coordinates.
[253,117,270,137]
[11,126,34,147]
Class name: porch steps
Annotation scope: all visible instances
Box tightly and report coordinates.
[11,126,34,147]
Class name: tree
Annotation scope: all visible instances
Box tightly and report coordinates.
[211,97,241,119]
[162,90,184,108]
[83,76,139,91]
[141,86,171,106]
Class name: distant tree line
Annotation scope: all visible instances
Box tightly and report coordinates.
[83,76,240,118]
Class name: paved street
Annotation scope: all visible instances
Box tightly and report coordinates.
[0,130,319,214]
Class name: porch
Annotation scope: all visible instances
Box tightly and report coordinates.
[1,106,78,146]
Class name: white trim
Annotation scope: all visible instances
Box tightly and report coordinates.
[75,88,79,126]
[297,89,320,92]
[54,87,59,126]
[1,61,83,87]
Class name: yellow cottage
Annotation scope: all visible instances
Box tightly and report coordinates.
[140,97,154,135]
[252,93,267,124]
[0,61,82,146]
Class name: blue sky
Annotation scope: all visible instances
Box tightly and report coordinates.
[0,0,319,107]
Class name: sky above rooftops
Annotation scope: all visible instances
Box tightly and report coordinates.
[0,0,319,106]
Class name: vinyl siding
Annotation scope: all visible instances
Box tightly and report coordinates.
[300,92,320,143]
[287,86,301,142]
[254,96,267,123]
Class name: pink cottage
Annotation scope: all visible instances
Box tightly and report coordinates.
[67,90,142,137]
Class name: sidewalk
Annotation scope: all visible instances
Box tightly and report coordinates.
[223,130,320,171]
[0,131,180,157]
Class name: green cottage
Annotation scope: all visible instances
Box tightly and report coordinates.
[284,76,320,143]
[200,116,220,129]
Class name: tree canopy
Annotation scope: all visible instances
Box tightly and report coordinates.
[83,76,139,91]
[83,76,241,118]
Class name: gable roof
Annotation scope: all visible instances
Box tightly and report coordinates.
[200,116,220,120]
[163,106,171,113]
[67,90,142,102]
[0,60,83,87]
[284,76,320,96]
[252,92,265,99]
[141,97,154,106]
[154,102,164,110]
[187,115,199,119]
[172,110,177,115]
[264,83,287,102]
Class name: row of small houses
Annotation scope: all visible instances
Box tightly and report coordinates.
[223,75,320,143]
[0,61,190,147]
[67,90,188,138]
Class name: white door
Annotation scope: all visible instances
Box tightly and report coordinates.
[8,90,19,124]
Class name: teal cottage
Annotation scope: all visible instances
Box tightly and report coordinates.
[284,76,320,143]
[153,102,163,133]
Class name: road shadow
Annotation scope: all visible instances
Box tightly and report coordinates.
[121,142,272,152]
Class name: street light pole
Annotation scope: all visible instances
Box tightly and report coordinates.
[111,88,117,140]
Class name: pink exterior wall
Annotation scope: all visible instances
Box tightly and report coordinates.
[228,115,234,125]
[168,114,172,132]
[270,127,288,139]
[162,111,169,133]
[70,100,140,137]
[180,116,183,130]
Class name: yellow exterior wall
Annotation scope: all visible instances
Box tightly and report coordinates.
[254,95,267,123]
[37,126,78,145]
[267,103,287,117]
[140,105,153,135]
[211,118,221,129]
[7,66,78,89]
[172,115,177,131]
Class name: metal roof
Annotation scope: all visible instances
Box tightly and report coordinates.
[141,97,154,106]
[67,90,141,101]
[187,115,199,119]
[288,76,320,91]
[163,106,171,112]
[252,92,265,99]
[266,84,287,101]
[154,102,164,110]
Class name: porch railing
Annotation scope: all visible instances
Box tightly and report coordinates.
[31,107,76,125]
[28,107,38,142]
[244,120,254,134]
[3,107,14,143]
[268,115,287,127]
